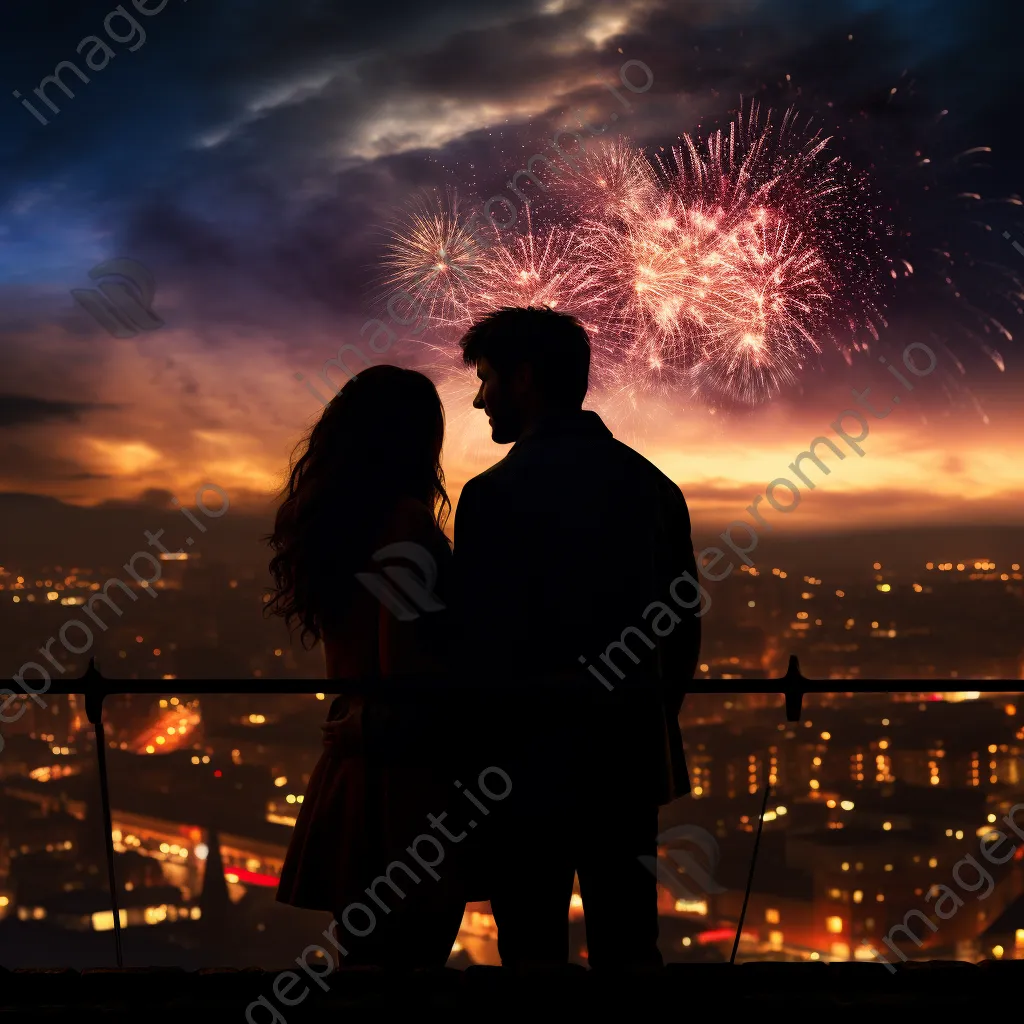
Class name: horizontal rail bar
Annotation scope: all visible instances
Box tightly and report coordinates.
[26,656,1010,697]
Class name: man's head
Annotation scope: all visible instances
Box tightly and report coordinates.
[459,306,591,444]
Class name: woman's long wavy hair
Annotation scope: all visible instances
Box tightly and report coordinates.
[265,365,450,648]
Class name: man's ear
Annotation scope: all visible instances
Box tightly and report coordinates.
[511,362,534,395]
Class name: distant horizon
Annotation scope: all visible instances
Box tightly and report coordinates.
[1,487,1020,580]
[2,485,1022,535]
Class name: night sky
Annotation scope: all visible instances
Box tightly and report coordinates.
[1,0,1023,541]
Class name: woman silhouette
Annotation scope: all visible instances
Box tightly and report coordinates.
[266,365,466,968]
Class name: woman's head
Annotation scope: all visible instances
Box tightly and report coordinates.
[265,365,449,647]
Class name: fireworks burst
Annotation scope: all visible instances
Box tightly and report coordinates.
[578,104,886,402]
[375,190,494,333]
[689,215,833,402]
[468,219,603,324]
[546,135,658,221]
[378,103,889,407]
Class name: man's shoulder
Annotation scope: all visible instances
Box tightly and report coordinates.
[458,456,515,517]
[605,437,686,498]
[462,431,686,501]
[463,448,520,491]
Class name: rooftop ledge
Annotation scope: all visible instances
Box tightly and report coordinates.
[1,962,1023,1016]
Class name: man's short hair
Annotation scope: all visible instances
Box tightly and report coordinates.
[460,306,591,407]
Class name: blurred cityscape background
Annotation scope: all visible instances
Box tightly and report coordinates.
[1,510,1022,969]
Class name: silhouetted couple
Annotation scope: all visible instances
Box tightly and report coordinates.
[268,306,701,970]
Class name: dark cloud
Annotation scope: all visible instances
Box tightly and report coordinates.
[94,487,177,511]
[0,393,113,428]
[6,0,1020,349]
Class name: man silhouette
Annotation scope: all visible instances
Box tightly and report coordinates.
[454,306,702,969]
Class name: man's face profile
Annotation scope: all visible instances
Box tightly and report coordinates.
[473,356,526,444]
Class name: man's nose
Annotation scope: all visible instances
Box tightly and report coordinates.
[473,386,485,409]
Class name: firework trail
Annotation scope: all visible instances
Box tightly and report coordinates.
[379,103,889,407]
[791,71,1024,426]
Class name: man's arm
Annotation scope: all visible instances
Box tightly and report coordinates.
[454,473,528,682]
[659,483,702,710]
[655,481,701,798]
[453,478,478,656]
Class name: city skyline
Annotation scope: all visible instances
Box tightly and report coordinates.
[2,530,1021,684]
[4,686,1024,969]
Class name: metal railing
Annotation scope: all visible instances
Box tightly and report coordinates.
[30,654,995,966]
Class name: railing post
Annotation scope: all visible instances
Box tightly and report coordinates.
[81,658,123,968]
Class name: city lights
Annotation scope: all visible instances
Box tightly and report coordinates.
[2,548,1022,973]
